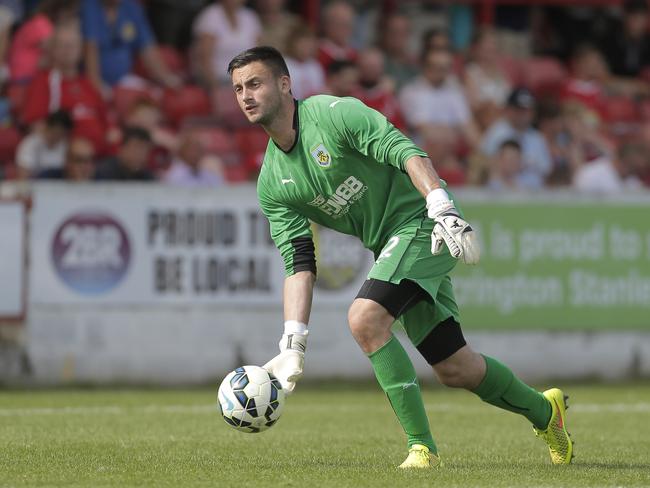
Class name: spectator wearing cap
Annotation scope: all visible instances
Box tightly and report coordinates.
[317,1,357,71]
[21,24,110,154]
[39,136,96,181]
[82,0,181,90]
[481,87,552,186]
[600,0,650,78]
[16,110,73,179]
[95,126,154,180]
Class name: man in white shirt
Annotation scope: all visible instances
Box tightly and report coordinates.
[399,48,480,167]
[16,110,73,179]
[164,131,223,187]
[193,0,262,86]
[573,142,645,193]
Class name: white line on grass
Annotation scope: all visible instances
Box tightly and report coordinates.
[1,402,650,417]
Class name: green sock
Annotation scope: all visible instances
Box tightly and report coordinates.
[368,334,436,453]
[472,355,552,430]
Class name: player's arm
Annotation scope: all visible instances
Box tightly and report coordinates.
[284,270,315,325]
[258,187,316,394]
[332,98,480,264]
[405,155,480,264]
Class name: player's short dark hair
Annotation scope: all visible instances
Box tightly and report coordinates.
[499,139,522,152]
[227,46,290,78]
[122,126,152,145]
[46,110,73,131]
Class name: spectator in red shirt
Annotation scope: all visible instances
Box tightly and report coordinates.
[21,24,109,154]
[354,47,405,130]
[561,44,609,122]
[317,1,357,71]
[7,0,78,84]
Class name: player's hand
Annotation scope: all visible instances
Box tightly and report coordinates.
[262,329,308,395]
[426,189,480,265]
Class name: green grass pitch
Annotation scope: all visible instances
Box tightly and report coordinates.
[1,383,650,487]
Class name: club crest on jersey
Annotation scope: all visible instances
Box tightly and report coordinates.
[310,143,331,168]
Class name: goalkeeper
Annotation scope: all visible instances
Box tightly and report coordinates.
[228,46,573,469]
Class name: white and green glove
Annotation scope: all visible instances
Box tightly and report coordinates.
[426,188,481,265]
[263,320,308,395]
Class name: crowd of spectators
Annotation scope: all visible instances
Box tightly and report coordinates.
[0,0,649,194]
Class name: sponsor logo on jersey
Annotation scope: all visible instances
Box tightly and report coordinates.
[307,175,367,219]
[310,143,331,168]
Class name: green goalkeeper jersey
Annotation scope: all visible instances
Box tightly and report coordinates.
[257,95,431,275]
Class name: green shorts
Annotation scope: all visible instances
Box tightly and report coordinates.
[367,217,460,346]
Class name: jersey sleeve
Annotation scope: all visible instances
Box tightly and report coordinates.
[331,97,427,171]
[258,183,316,276]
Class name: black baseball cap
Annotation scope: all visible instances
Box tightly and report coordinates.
[507,87,535,109]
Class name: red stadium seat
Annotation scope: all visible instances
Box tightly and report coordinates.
[0,126,21,165]
[234,127,269,157]
[112,86,157,120]
[162,85,211,127]
[498,56,523,85]
[521,57,568,97]
[214,86,248,127]
[134,45,188,82]
[222,163,251,183]
[640,99,650,122]
[6,83,28,117]
[191,125,244,168]
[604,96,639,123]
[192,126,234,153]
[156,46,187,75]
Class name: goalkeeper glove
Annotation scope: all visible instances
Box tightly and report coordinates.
[263,320,308,395]
[426,189,480,265]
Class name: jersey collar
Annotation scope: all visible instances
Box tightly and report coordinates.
[273,99,299,154]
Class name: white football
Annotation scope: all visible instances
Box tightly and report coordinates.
[217,365,285,433]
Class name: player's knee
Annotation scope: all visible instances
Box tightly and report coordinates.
[347,300,392,351]
[434,362,469,388]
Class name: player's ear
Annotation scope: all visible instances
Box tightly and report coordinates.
[279,75,291,95]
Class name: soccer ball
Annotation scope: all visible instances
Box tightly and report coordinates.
[217,365,285,433]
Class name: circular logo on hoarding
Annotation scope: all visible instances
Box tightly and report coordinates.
[51,213,131,295]
[312,224,366,290]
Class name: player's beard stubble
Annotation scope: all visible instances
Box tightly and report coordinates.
[250,88,283,127]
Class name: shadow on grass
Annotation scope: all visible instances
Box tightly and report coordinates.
[573,461,650,470]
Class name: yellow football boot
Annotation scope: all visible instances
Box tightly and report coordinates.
[398,444,441,469]
[534,388,574,464]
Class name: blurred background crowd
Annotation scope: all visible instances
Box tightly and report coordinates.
[0,0,649,193]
